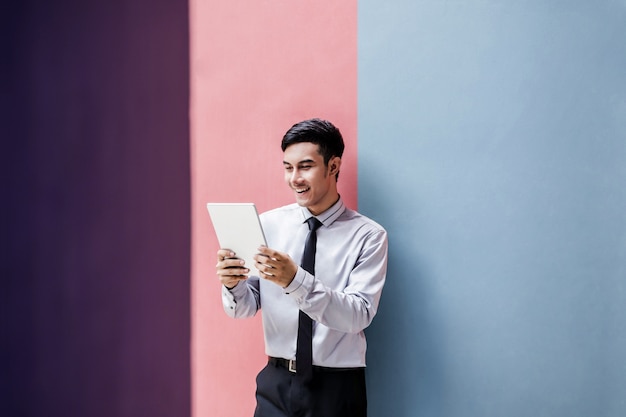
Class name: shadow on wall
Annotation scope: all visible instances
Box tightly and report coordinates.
[363,174,447,416]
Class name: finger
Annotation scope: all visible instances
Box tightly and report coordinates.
[217,249,235,261]
[256,255,283,275]
[218,267,249,276]
[217,257,246,269]
[255,261,276,277]
[257,246,280,258]
[217,259,249,275]
[253,252,271,264]
[219,272,248,280]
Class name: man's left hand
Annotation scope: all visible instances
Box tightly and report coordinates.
[254,246,298,288]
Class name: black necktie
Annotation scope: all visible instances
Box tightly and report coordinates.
[296,217,322,382]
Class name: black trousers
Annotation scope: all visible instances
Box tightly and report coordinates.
[254,360,367,417]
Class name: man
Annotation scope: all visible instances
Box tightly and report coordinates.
[216,118,388,417]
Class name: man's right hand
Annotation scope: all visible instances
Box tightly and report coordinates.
[216,249,250,289]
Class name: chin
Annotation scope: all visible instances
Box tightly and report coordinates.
[294,196,314,209]
[295,198,309,207]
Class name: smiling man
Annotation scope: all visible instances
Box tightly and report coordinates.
[215,118,388,417]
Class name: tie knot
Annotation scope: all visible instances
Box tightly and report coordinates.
[306,217,322,231]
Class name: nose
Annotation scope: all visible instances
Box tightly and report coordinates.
[290,168,301,183]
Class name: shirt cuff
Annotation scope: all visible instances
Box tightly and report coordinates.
[283,267,311,299]
[221,285,235,312]
[222,282,245,312]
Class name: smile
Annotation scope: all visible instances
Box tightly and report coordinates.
[295,187,310,194]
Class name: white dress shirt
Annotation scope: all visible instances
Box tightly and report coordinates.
[222,198,388,368]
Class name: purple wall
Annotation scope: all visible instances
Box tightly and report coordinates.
[3,1,190,416]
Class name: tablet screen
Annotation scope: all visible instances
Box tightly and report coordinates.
[206,203,267,275]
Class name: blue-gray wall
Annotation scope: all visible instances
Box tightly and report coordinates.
[359,2,626,416]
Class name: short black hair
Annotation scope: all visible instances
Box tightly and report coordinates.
[281,118,345,168]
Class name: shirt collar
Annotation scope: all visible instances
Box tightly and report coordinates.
[300,197,345,228]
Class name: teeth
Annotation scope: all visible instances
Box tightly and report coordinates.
[295,187,310,193]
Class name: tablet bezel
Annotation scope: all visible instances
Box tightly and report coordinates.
[206,203,267,276]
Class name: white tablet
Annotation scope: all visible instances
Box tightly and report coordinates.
[206,203,267,275]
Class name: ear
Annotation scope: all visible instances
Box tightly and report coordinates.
[329,156,342,175]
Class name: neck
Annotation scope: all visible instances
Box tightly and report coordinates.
[309,193,340,216]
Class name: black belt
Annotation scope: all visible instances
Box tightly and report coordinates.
[268,357,363,373]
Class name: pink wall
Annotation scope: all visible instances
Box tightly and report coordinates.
[190,1,357,415]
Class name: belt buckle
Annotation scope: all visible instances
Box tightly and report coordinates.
[288,359,297,373]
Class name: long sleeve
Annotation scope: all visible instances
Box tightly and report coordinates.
[284,228,388,334]
[222,275,261,318]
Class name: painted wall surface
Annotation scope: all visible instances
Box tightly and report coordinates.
[189,1,357,416]
[7,1,625,416]
[359,1,626,416]
[3,1,190,416]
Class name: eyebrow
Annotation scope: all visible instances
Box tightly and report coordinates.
[283,159,316,166]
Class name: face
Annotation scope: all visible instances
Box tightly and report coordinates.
[283,142,341,216]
